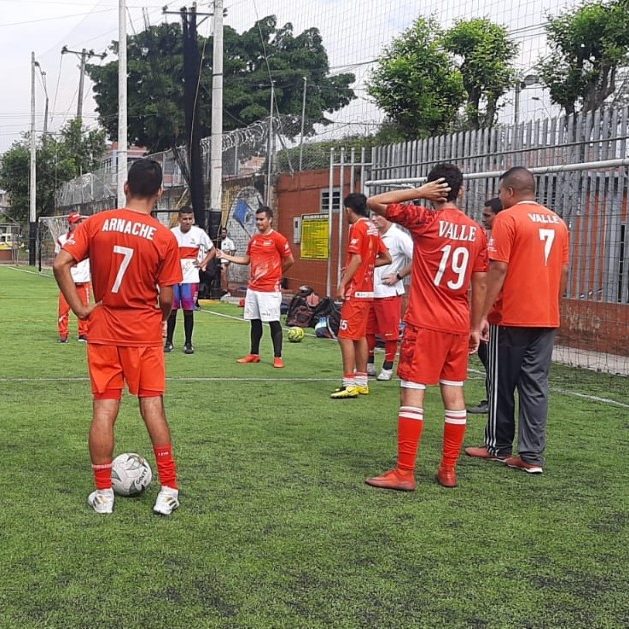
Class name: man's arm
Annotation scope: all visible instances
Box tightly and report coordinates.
[198,247,217,271]
[481,261,508,321]
[559,264,569,298]
[53,251,97,319]
[374,248,392,268]
[382,262,411,286]
[366,180,450,216]
[469,271,488,354]
[159,285,174,321]
[217,250,250,265]
[337,253,362,300]
[282,254,295,272]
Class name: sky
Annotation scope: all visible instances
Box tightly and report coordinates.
[0,0,578,155]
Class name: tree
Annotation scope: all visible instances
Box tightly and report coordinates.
[537,0,629,116]
[443,18,518,129]
[367,17,465,139]
[86,17,355,153]
[0,119,106,223]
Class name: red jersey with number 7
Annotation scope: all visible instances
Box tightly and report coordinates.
[488,202,569,327]
[385,203,488,334]
[62,208,182,346]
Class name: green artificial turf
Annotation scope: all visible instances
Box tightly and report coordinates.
[0,266,627,628]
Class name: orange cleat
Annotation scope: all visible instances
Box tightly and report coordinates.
[237,354,261,364]
[504,455,543,474]
[436,465,458,488]
[365,468,416,491]
[464,445,507,462]
[273,357,285,369]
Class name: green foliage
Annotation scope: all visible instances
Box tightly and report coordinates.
[0,119,106,223]
[368,17,465,139]
[87,17,355,153]
[443,18,518,129]
[537,0,629,115]
[0,266,627,627]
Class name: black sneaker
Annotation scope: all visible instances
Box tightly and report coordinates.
[467,400,488,414]
[164,342,174,353]
[183,344,194,355]
[78,335,88,343]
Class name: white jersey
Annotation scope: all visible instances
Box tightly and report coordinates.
[171,225,214,284]
[374,224,413,298]
[220,236,236,265]
[56,232,91,284]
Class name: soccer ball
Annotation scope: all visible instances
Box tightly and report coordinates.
[111,453,153,496]
[287,326,305,343]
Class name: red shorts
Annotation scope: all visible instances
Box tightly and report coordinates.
[366,296,402,340]
[87,344,166,399]
[397,323,469,386]
[338,299,371,340]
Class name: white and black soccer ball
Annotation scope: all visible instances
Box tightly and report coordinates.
[111,452,153,496]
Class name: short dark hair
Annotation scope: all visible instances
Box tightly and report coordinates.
[344,193,368,217]
[256,206,273,219]
[426,163,463,202]
[499,167,535,194]
[126,159,163,198]
[178,206,194,215]
[484,197,503,214]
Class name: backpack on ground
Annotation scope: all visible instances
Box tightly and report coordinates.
[286,286,320,328]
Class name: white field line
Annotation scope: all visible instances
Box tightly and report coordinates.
[4,267,627,408]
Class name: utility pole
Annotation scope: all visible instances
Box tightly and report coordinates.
[34,62,49,137]
[61,46,106,121]
[165,3,212,232]
[117,0,127,206]
[298,77,307,171]
[29,52,37,266]
[208,0,224,242]
[266,82,275,205]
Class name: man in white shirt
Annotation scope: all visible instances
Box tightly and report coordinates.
[219,226,236,292]
[55,213,91,343]
[367,214,413,380]
[165,207,215,354]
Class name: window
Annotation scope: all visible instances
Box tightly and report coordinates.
[320,188,341,214]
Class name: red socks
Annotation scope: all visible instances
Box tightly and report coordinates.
[154,444,178,490]
[442,409,467,467]
[92,462,113,490]
[396,406,424,471]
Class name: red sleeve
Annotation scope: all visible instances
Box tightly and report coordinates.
[562,227,570,265]
[488,213,514,264]
[277,233,292,259]
[246,238,252,256]
[347,222,365,255]
[473,229,489,272]
[158,233,184,286]
[62,221,90,263]
[385,203,430,233]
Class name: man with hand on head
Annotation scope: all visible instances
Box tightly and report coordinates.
[53,159,183,516]
[365,165,488,491]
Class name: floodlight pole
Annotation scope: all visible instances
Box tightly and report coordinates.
[29,52,37,267]
[117,0,128,207]
[209,0,224,240]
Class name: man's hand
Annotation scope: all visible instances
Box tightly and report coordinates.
[469,328,480,355]
[479,319,490,342]
[76,301,100,320]
[381,273,398,287]
[336,283,346,302]
[416,178,451,202]
[162,320,168,339]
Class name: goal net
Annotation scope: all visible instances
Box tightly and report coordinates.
[38,215,72,270]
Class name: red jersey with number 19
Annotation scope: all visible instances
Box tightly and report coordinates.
[385,203,488,334]
[62,208,182,346]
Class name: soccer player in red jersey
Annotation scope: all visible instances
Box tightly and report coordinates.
[217,206,294,368]
[466,167,569,474]
[330,193,391,399]
[365,164,488,490]
[53,159,183,515]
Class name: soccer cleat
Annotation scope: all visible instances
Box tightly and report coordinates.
[355,384,370,395]
[367,363,377,377]
[377,369,393,381]
[365,468,416,491]
[467,400,488,414]
[436,465,458,488]
[504,455,543,474]
[183,344,194,355]
[59,336,69,344]
[153,486,180,516]
[164,342,174,353]
[78,335,88,343]
[273,357,284,368]
[330,385,359,399]
[87,488,114,514]
[464,446,508,462]
[237,354,260,364]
